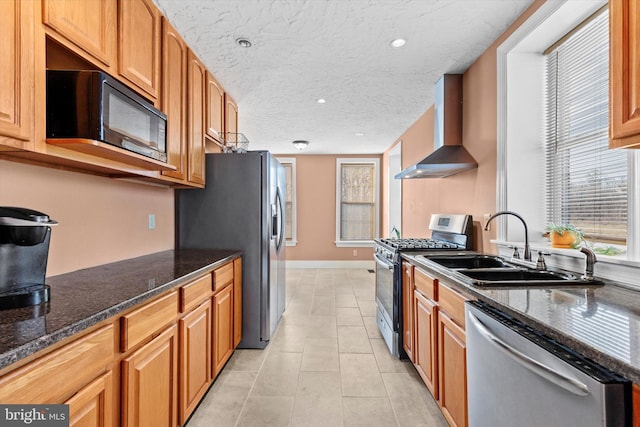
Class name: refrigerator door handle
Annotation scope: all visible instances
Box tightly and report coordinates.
[275,188,285,253]
[271,203,278,239]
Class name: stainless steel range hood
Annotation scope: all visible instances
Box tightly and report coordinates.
[395,74,477,179]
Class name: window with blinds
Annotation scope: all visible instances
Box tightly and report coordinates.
[336,159,379,243]
[283,162,293,241]
[544,7,627,243]
[277,158,296,245]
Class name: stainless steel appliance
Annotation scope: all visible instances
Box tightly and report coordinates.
[0,207,57,309]
[176,151,286,349]
[46,70,168,162]
[395,74,477,179]
[374,213,473,357]
[466,301,631,427]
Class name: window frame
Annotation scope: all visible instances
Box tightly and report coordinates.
[335,158,380,248]
[277,157,298,246]
[496,0,640,288]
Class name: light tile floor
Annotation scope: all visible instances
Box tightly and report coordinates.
[187,268,448,427]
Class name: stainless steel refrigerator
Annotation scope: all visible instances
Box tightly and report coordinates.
[175,151,286,349]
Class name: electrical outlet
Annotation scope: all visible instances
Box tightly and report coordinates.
[353,249,358,256]
[148,214,156,230]
[483,213,492,230]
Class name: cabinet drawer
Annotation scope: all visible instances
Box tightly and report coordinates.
[213,262,233,292]
[0,324,114,403]
[414,267,437,300]
[121,290,178,352]
[438,283,468,328]
[180,274,212,313]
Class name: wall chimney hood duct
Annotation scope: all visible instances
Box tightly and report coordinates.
[395,74,478,179]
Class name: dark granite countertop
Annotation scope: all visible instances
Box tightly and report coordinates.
[0,249,241,371]
[403,252,640,384]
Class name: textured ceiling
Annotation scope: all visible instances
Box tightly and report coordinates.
[154,0,533,155]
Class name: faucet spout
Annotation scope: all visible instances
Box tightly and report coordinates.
[484,211,531,261]
[580,247,597,280]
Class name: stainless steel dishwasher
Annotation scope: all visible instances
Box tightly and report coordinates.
[465,301,631,427]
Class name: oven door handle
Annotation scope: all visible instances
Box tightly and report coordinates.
[374,254,394,270]
[468,312,590,397]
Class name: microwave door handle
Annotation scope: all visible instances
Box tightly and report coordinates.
[121,138,154,156]
[467,312,590,396]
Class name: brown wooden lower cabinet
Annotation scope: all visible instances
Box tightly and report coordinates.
[0,258,243,427]
[213,283,234,376]
[414,289,438,398]
[402,261,414,361]
[179,299,212,425]
[121,325,178,427]
[233,257,243,348]
[407,264,470,427]
[0,324,114,404]
[122,324,178,427]
[438,310,467,427]
[66,370,114,427]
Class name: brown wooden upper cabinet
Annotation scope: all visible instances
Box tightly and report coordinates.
[161,17,188,182]
[0,0,34,150]
[610,0,640,148]
[206,72,225,144]
[187,50,207,186]
[118,0,161,101]
[42,0,160,103]
[42,0,117,72]
[225,93,239,138]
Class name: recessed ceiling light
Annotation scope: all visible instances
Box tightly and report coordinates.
[316,98,326,104]
[236,38,252,48]
[390,38,406,48]
[355,132,365,137]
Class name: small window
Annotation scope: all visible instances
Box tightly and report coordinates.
[277,158,297,246]
[335,158,379,247]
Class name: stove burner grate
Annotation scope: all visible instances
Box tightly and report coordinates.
[378,238,462,251]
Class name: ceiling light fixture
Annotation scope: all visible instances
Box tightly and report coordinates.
[355,132,365,137]
[390,38,406,48]
[236,38,252,48]
[293,140,309,150]
[316,98,326,104]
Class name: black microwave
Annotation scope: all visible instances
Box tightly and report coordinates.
[46,70,167,163]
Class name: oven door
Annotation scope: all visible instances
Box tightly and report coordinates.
[374,254,394,318]
[375,253,400,356]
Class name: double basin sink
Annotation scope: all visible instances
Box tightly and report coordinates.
[417,254,603,287]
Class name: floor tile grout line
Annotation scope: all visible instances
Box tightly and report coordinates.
[232,319,276,427]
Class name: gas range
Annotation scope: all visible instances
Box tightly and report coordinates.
[376,237,465,251]
[374,214,473,359]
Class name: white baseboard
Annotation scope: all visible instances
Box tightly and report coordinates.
[286,260,375,269]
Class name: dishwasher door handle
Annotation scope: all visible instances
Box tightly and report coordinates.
[468,312,590,397]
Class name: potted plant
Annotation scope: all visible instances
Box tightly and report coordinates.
[545,223,583,248]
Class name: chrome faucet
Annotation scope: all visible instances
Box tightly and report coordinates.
[484,211,531,261]
[580,247,597,281]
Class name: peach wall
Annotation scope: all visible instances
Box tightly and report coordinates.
[0,160,175,276]
[382,0,545,253]
[277,154,381,261]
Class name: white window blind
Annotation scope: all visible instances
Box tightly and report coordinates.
[276,157,297,245]
[283,162,293,240]
[545,8,627,243]
[337,161,378,242]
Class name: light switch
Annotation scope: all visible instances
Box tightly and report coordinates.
[148,214,156,230]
